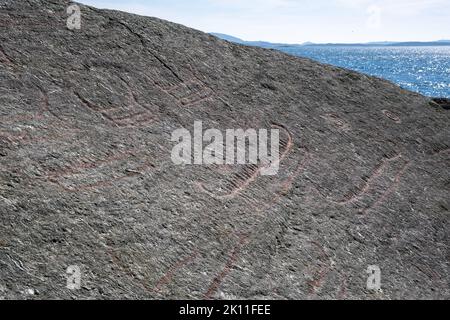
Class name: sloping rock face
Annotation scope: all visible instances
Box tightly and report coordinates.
[0,0,448,299]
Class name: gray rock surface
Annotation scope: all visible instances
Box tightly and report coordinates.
[0,0,449,300]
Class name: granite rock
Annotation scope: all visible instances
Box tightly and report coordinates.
[0,0,449,299]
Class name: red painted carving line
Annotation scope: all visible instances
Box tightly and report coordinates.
[174,91,213,107]
[45,149,139,178]
[73,91,103,111]
[129,88,159,121]
[150,77,183,93]
[38,87,86,132]
[149,75,215,107]
[362,160,411,214]
[204,150,310,298]
[143,70,217,111]
[251,150,312,216]
[37,88,66,122]
[279,151,311,194]
[171,79,210,96]
[116,77,158,127]
[382,110,402,124]
[152,251,200,293]
[321,113,350,131]
[38,88,49,112]
[197,164,263,200]
[187,64,213,89]
[109,111,155,127]
[272,124,295,162]
[162,82,182,93]
[74,91,120,127]
[148,78,173,95]
[307,241,332,295]
[75,87,156,128]
[181,94,213,107]
[308,267,329,295]
[50,162,154,192]
[192,152,311,299]
[114,117,154,128]
[213,166,262,200]
[198,127,310,297]
[335,154,402,205]
[220,166,254,191]
[204,235,249,299]
[337,276,348,300]
[0,88,54,124]
[198,125,294,200]
[105,111,144,122]
[411,262,441,282]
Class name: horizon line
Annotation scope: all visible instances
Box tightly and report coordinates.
[209,33,450,46]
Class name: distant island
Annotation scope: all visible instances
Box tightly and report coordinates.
[211,33,450,99]
[210,33,450,48]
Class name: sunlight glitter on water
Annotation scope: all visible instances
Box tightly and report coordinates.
[283,46,450,98]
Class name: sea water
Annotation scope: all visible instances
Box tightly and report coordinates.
[278,46,450,98]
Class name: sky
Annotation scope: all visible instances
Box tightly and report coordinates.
[77,0,450,44]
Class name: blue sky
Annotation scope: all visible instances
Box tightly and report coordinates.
[78,0,450,43]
